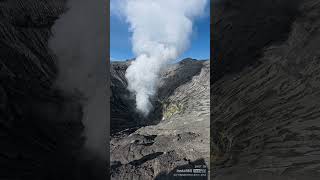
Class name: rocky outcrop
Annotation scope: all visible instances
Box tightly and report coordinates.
[111,59,210,179]
[211,0,320,179]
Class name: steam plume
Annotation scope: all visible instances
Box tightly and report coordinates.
[117,0,207,115]
[48,0,107,157]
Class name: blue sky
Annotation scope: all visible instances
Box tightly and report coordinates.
[110,3,210,61]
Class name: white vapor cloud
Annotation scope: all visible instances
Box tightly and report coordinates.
[116,0,207,115]
[48,0,107,157]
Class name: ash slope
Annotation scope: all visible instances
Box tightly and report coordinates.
[111,59,210,179]
[211,0,320,179]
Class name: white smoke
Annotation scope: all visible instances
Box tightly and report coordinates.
[117,0,207,115]
[48,0,107,157]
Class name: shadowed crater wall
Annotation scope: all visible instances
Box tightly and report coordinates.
[211,0,320,179]
[212,0,301,82]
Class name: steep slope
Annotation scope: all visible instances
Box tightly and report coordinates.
[110,59,210,179]
[110,61,140,135]
[211,0,320,179]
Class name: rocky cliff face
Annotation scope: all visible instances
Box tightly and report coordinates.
[211,0,320,179]
[110,59,210,179]
[0,1,106,179]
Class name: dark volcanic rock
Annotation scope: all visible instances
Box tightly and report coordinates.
[211,0,320,179]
